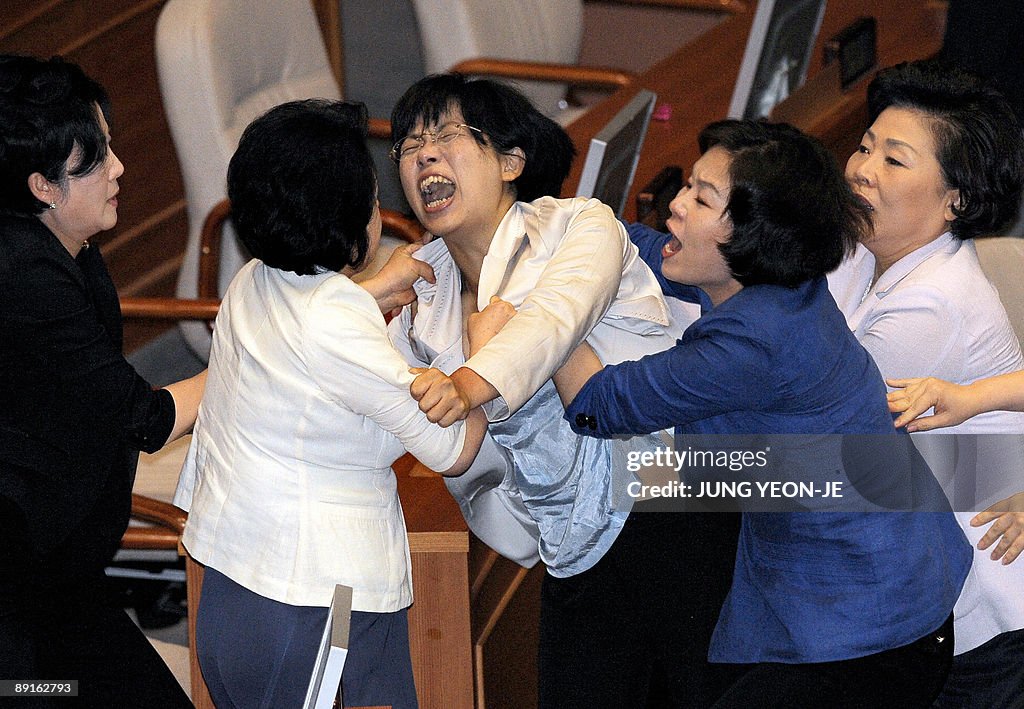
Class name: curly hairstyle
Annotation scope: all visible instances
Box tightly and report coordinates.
[390,73,575,202]
[0,54,111,216]
[699,120,869,288]
[227,99,377,275]
[867,60,1024,239]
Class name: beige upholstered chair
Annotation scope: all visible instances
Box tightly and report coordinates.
[976,235,1024,347]
[155,0,413,360]
[410,0,634,125]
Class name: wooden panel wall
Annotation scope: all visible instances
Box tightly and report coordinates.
[1,0,187,349]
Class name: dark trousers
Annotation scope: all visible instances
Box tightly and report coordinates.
[197,566,418,709]
[933,627,1024,709]
[712,613,955,709]
[0,497,191,709]
[538,510,744,708]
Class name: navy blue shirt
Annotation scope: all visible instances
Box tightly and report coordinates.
[565,224,971,663]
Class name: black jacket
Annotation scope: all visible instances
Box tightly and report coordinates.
[0,213,174,558]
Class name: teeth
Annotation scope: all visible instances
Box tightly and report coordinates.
[420,174,456,208]
[420,175,454,191]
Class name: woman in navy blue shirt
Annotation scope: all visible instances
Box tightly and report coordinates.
[545,120,972,707]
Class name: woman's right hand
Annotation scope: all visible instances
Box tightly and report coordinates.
[467,296,516,357]
[359,243,436,314]
[886,377,981,432]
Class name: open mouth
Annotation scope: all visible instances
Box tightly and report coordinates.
[420,175,455,210]
[854,194,874,212]
[661,235,682,258]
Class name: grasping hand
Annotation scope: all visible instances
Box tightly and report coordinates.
[972,491,1024,565]
[467,296,517,356]
[886,377,981,432]
[409,367,471,427]
[360,243,436,313]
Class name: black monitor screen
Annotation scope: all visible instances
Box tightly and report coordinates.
[575,89,657,216]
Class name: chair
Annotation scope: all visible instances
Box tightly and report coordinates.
[155,0,411,361]
[410,0,635,125]
[976,235,1024,347]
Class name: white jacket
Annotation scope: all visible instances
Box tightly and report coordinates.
[175,259,467,610]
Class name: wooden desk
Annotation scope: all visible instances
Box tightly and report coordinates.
[564,0,947,217]
[394,458,474,709]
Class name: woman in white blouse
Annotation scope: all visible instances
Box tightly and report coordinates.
[827,59,1024,707]
[173,100,486,709]
[385,74,741,708]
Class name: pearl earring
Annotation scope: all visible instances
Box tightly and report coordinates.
[48,202,57,210]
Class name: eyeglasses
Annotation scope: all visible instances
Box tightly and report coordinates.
[389,122,484,162]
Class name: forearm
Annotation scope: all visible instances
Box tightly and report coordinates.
[437,408,488,476]
[553,342,603,407]
[163,370,208,444]
[357,275,413,313]
[967,371,1024,414]
[450,366,500,410]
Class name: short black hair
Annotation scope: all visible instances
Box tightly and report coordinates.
[390,73,575,202]
[227,99,376,275]
[700,120,867,288]
[867,60,1024,239]
[0,54,111,216]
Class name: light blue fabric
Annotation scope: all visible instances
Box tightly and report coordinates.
[489,380,650,577]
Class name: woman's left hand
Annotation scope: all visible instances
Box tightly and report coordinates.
[971,491,1024,564]
[886,377,979,431]
[410,367,471,427]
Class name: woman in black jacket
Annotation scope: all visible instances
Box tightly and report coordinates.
[0,55,205,707]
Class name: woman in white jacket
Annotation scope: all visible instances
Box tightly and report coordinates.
[174,100,487,709]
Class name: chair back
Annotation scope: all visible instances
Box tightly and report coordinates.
[976,235,1024,347]
[155,0,340,358]
[409,0,584,119]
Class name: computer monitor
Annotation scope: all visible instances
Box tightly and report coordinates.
[727,0,827,120]
[575,89,657,217]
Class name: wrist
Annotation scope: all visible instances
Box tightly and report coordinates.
[450,366,499,410]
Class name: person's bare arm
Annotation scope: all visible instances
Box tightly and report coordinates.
[552,342,603,407]
[887,371,1024,431]
[435,408,488,476]
[357,244,436,314]
[410,297,514,425]
[162,369,208,444]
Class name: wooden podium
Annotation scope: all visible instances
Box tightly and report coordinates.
[183,454,474,709]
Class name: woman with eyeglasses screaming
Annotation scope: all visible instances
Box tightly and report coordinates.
[386,73,745,708]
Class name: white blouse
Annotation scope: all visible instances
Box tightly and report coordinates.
[829,234,1024,654]
[175,259,467,611]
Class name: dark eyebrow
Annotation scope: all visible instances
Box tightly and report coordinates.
[865,127,920,155]
[882,137,920,155]
[699,179,723,195]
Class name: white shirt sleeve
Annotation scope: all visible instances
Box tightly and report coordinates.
[464,202,626,418]
[305,281,466,472]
